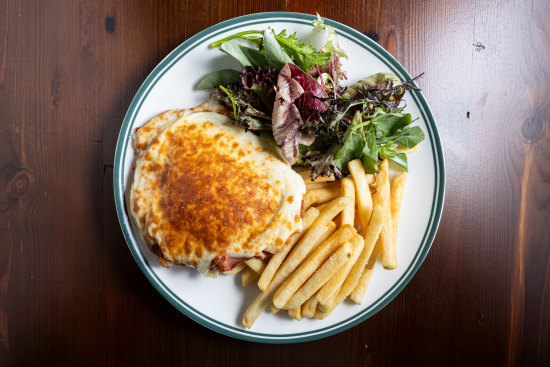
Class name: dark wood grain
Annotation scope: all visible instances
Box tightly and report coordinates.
[1,0,549,365]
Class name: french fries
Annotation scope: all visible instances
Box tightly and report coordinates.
[240,157,412,327]
[242,223,334,328]
[245,258,266,275]
[390,172,407,249]
[273,221,337,284]
[285,241,353,310]
[314,201,331,211]
[258,207,320,291]
[314,308,331,320]
[340,177,355,227]
[350,242,381,304]
[222,262,246,275]
[316,234,364,307]
[241,267,259,287]
[376,159,396,269]
[342,205,385,297]
[288,307,301,321]
[316,205,385,316]
[310,196,352,228]
[348,159,373,229]
[272,225,356,309]
[395,145,420,154]
[303,186,341,209]
[301,293,319,318]
[306,181,340,190]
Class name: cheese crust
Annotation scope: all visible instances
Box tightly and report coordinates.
[130,108,305,275]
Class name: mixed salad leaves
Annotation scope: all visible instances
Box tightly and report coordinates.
[198,15,425,180]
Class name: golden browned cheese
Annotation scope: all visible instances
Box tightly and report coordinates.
[130,109,305,275]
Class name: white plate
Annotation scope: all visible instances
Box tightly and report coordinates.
[113,12,445,343]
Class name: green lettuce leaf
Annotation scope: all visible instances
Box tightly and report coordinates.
[342,72,401,99]
[263,28,293,69]
[274,29,331,72]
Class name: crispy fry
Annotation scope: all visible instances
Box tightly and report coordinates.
[310,196,352,228]
[376,159,396,269]
[348,159,373,229]
[338,205,385,302]
[245,258,267,275]
[314,202,331,211]
[285,242,353,310]
[242,223,334,328]
[306,181,340,190]
[317,234,364,306]
[301,294,319,318]
[314,307,331,320]
[303,186,341,209]
[258,207,320,291]
[273,225,356,309]
[395,145,420,154]
[317,294,334,312]
[366,173,375,185]
[288,307,301,321]
[241,266,259,287]
[222,262,246,275]
[275,222,337,282]
[294,166,310,179]
[270,303,280,314]
[340,177,356,227]
[244,162,410,326]
[390,172,407,248]
[350,242,381,304]
[314,237,380,320]
[316,282,347,317]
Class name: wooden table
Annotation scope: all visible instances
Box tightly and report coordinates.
[1,0,549,365]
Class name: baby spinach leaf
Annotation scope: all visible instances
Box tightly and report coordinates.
[333,130,364,172]
[394,126,425,148]
[220,39,253,67]
[361,132,379,173]
[387,151,408,170]
[379,145,408,171]
[239,46,269,68]
[373,112,411,137]
[197,69,241,90]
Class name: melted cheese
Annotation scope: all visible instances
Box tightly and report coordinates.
[130,109,305,275]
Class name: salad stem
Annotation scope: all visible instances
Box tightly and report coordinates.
[211,31,263,48]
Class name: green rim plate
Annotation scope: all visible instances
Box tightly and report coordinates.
[113,12,445,344]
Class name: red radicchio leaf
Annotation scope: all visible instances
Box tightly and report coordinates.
[309,53,347,98]
[288,63,328,123]
[272,63,328,164]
